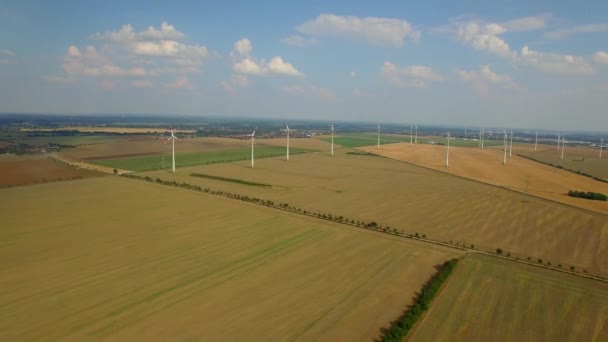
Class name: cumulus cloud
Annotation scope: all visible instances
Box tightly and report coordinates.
[280,84,336,99]
[444,16,595,75]
[296,14,420,47]
[592,51,608,64]
[280,34,316,47]
[380,62,443,88]
[545,24,608,40]
[167,76,193,90]
[0,48,17,64]
[47,22,208,83]
[229,38,302,77]
[520,46,594,75]
[455,65,520,94]
[221,74,249,92]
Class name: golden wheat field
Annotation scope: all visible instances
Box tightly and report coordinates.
[142,149,608,276]
[359,142,608,214]
[410,254,608,341]
[0,176,460,341]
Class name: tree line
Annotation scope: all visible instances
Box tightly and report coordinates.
[568,190,607,201]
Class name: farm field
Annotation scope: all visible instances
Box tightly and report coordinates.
[410,254,608,341]
[59,136,249,160]
[0,155,103,187]
[359,143,608,214]
[0,132,128,146]
[519,146,608,181]
[91,145,314,172]
[141,150,608,276]
[21,126,196,134]
[321,133,503,148]
[0,177,461,341]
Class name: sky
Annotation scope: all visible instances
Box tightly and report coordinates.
[1,0,607,131]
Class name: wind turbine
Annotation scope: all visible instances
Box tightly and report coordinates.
[509,130,513,158]
[481,129,485,149]
[284,124,291,161]
[410,125,413,147]
[535,132,538,152]
[561,135,566,161]
[377,124,380,149]
[557,134,561,151]
[478,128,482,148]
[445,132,451,167]
[503,131,507,165]
[330,124,335,156]
[247,129,256,168]
[166,129,178,173]
[600,138,604,159]
[415,125,418,144]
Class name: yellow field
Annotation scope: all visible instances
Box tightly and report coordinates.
[0,176,460,341]
[359,142,608,214]
[410,254,608,341]
[519,145,608,181]
[142,150,608,276]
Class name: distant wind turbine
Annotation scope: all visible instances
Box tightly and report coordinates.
[509,131,513,158]
[410,125,413,147]
[600,138,604,159]
[166,129,178,173]
[557,134,561,151]
[330,124,335,156]
[283,124,291,161]
[248,129,256,168]
[415,125,418,144]
[377,124,380,149]
[445,132,451,167]
[561,135,566,161]
[535,132,538,152]
[481,129,485,149]
[503,131,508,165]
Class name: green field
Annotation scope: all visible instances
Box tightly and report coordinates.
[91,145,313,171]
[0,132,127,146]
[410,254,608,341]
[322,133,504,148]
[0,177,460,340]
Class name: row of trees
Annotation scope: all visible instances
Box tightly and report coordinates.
[381,259,459,341]
[568,190,607,201]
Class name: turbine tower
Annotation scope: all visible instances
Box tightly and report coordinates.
[415,125,418,144]
[166,129,178,173]
[535,132,538,152]
[445,132,451,167]
[481,129,485,149]
[600,138,604,159]
[330,124,335,156]
[248,129,256,168]
[509,131,513,158]
[557,134,560,151]
[410,125,413,147]
[503,131,507,165]
[284,124,290,161]
[377,124,380,149]
[561,135,566,161]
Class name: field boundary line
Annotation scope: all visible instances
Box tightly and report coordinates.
[120,174,608,284]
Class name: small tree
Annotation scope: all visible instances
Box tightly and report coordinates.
[113,168,118,174]
[496,248,503,255]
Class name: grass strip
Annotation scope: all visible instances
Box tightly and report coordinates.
[190,173,271,187]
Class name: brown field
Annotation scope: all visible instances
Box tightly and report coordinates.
[519,145,608,181]
[0,155,103,186]
[410,254,608,341]
[359,142,608,214]
[260,137,332,150]
[141,150,608,276]
[59,136,249,160]
[0,177,460,341]
[22,127,196,134]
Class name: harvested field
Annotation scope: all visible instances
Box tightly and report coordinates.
[60,136,249,161]
[519,145,608,181]
[141,150,608,276]
[410,254,608,341]
[0,177,460,341]
[22,127,196,134]
[261,137,331,150]
[321,133,503,148]
[359,142,608,214]
[1,134,127,146]
[0,155,103,187]
[91,146,313,172]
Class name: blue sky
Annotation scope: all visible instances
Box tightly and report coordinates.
[1,1,607,131]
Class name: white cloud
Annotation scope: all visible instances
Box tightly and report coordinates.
[280,35,316,47]
[501,16,547,31]
[520,46,594,75]
[296,14,420,47]
[167,76,193,90]
[281,84,336,99]
[92,22,185,42]
[131,80,153,88]
[1,49,16,57]
[455,21,515,58]
[380,62,443,88]
[545,24,608,40]
[0,48,17,64]
[221,74,249,92]
[60,45,151,78]
[455,65,520,94]
[350,71,356,78]
[230,38,302,77]
[233,38,252,56]
[592,51,608,64]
